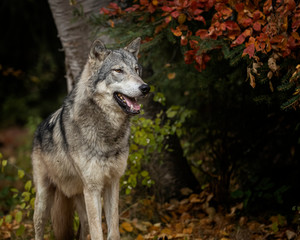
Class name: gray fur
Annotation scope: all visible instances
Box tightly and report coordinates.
[32,37,149,240]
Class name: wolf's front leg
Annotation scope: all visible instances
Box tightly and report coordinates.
[83,189,103,240]
[104,179,120,240]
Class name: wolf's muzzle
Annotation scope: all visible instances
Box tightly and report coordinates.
[139,84,150,96]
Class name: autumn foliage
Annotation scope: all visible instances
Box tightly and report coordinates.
[100,0,300,108]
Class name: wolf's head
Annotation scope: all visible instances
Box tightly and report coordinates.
[84,37,150,115]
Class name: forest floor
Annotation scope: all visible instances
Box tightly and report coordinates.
[0,127,300,240]
[1,188,300,240]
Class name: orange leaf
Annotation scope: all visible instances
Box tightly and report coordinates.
[121,222,133,232]
[152,0,158,6]
[136,234,144,240]
[183,227,193,234]
[168,72,176,80]
[171,27,182,37]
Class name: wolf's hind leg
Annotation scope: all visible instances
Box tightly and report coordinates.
[75,194,89,240]
[33,180,55,240]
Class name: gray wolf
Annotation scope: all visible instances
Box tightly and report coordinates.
[31,37,150,240]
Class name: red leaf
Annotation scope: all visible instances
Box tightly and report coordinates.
[253,22,261,31]
[148,4,156,13]
[195,29,208,39]
[215,3,225,12]
[240,18,253,27]
[171,11,180,18]
[243,43,255,58]
[193,9,203,15]
[109,2,119,10]
[292,20,300,32]
[184,50,196,64]
[194,15,206,24]
[233,34,246,45]
[181,36,188,46]
[253,10,263,21]
[140,0,149,6]
[235,3,244,12]
[263,0,272,14]
[189,40,199,49]
[162,6,173,12]
[225,21,240,31]
[165,16,172,24]
[125,4,140,12]
[100,7,110,15]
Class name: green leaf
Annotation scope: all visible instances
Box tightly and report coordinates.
[166,108,178,118]
[2,159,7,167]
[30,197,35,209]
[22,191,31,202]
[0,218,3,226]
[11,188,19,193]
[15,211,23,223]
[141,171,149,177]
[16,224,25,236]
[5,214,12,223]
[18,169,25,179]
[125,187,131,195]
[25,180,32,191]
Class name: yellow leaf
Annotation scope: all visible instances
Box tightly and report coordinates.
[136,234,144,240]
[161,228,172,234]
[152,0,158,6]
[167,72,176,80]
[121,222,133,232]
[178,14,186,24]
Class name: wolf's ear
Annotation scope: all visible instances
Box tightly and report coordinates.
[89,39,110,61]
[124,37,141,59]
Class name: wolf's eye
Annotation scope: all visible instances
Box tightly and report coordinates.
[114,69,123,73]
[135,67,139,73]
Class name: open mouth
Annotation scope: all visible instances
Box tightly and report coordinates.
[113,92,141,115]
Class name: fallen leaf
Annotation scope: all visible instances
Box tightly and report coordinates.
[136,234,144,240]
[121,221,133,232]
[180,187,193,196]
[183,227,193,234]
[161,227,172,234]
[286,229,296,240]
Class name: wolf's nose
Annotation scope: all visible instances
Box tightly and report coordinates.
[139,84,150,95]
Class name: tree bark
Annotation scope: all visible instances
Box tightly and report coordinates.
[47,0,110,92]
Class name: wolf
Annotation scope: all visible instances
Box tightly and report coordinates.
[31,37,150,240]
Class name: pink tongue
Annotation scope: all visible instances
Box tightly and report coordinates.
[123,95,140,111]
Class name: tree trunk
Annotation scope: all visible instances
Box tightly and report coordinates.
[47,0,110,92]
